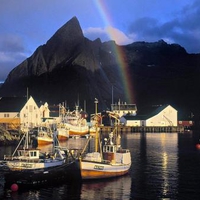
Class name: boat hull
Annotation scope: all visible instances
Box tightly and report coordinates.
[4,159,81,189]
[69,127,89,136]
[58,135,69,141]
[65,123,89,136]
[6,159,64,171]
[57,128,69,141]
[37,138,53,145]
[80,160,131,180]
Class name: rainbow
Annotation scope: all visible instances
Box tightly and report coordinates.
[94,0,135,103]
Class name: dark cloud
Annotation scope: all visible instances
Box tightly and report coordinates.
[129,0,200,53]
[0,35,25,52]
[0,53,26,82]
[0,34,27,82]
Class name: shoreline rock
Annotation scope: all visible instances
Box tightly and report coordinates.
[0,126,20,146]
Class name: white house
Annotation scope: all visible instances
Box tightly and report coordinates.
[121,105,177,127]
[40,102,50,118]
[0,96,45,130]
[20,96,41,130]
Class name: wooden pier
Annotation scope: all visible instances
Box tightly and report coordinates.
[98,125,185,134]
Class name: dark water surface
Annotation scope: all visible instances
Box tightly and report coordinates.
[1,131,200,200]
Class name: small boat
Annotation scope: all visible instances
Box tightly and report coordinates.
[80,126,131,180]
[3,155,80,189]
[1,129,81,189]
[57,123,69,141]
[31,126,53,145]
[64,106,89,136]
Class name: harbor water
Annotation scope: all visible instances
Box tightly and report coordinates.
[1,131,200,199]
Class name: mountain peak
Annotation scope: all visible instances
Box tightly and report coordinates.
[46,16,83,47]
[4,17,85,83]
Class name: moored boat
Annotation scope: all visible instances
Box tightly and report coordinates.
[31,126,53,145]
[4,157,81,189]
[64,105,89,136]
[80,126,131,180]
[57,124,69,141]
[1,129,81,189]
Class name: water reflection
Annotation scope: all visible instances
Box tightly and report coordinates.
[127,132,178,199]
[2,131,200,199]
[81,175,131,200]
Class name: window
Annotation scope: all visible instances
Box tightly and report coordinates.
[111,147,113,152]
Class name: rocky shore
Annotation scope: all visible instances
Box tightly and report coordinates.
[0,126,21,145]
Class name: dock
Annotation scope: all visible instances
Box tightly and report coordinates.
[98,125,185,134]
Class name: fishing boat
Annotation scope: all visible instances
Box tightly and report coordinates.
[1,129,81,189]
[79,126,132,180]
[31,126,53,145]
[64,105,89,136]
[57,123,69,141]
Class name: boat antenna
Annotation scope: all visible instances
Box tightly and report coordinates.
[112,85,113,105]
[84,100,86,112]
[77,93,80,107]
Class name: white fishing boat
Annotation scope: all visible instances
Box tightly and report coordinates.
[1,129,81,188]
[33,126,53,145]
[64,105,89,136]
[57,124,69,141]
[79,98,131,179]
[3,130,65,171]
[80,126,131,180]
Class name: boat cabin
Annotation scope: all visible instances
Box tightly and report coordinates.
[16,149,40,160]
[103,144,117,153]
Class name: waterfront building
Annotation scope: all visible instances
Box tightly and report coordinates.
[0,96,46,130]
[111,101,137,118]
[120,104,177,127]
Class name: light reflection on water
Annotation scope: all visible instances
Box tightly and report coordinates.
[1,132,200,199]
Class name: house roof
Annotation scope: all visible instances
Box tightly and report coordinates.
[0,97,27,112]
[123,104,175,121]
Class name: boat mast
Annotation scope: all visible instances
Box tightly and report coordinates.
[112,85,113,105]
[94,98,99,152]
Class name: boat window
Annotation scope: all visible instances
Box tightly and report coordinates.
[111,146,113,152]
[107,146,110,152]
[30,151,37,157]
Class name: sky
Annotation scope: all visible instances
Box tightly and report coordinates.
[0,0,200,83]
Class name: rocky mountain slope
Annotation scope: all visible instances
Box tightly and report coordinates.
[0,16,200,117]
